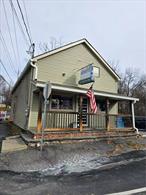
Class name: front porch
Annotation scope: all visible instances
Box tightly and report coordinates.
[27,83,138,141]
[32,112,135,141]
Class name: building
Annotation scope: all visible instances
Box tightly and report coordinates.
[11,39,139,140]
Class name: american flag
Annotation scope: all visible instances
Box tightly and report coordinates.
[86,85,97,113]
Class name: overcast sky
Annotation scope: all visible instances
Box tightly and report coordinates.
[0,0,146,84]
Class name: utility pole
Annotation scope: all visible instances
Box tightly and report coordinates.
[27,43,35,58]
[31,43,35,58]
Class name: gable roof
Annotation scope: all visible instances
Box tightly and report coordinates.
[33,38,121,81]
[12,38,121,94]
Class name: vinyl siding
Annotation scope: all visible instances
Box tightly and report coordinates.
[28,91,77,128]
[11,70,31,129]
[109,102,118,115]
[36,43,118,93]
[28,92,39,128]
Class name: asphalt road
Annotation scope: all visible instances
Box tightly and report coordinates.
[0,158,145,195]
[0,122,9,139]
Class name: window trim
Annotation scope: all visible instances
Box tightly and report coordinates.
[50,94,75,111]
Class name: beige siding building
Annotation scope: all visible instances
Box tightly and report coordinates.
[11,39,139,140]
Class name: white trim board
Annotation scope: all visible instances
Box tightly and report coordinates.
[35,82,139,102]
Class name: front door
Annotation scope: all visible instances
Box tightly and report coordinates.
[78,97,88,126]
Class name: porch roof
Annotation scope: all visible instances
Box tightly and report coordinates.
[35,82,139,102]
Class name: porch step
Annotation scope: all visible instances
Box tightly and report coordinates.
[29,128,135,135]
[34,132,137,140]
[20,130,137,144]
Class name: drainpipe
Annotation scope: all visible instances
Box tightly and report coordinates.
[131,100,139,134]
[26,60,38,129]
[30,59,38,80]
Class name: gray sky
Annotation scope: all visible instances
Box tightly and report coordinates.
[0,0,146,84]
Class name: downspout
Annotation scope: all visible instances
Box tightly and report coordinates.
[131,100,139,134]
[26,60,38,129]
[30,59,38,80]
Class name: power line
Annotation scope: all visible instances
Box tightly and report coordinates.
[9,0,30,47]
[9,0,35,58]
[2,0,19,74]
[0,31,18,76]
[22,0,32,41]
[16,0,32,45]
[11,1,21,74]
[0,75,11,87]
[0,59,13,84]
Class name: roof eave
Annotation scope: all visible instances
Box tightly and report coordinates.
[11,61,31,94]
[35,82,139,102]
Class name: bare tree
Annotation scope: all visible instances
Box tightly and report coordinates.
[118,68,146,95]
[0,75,11,107]
[118,68,146,115]
[108,60,121,75]
[39,37,64,52]
[39,42,50,52]
[132,75,146,116]
[109,63,146,116]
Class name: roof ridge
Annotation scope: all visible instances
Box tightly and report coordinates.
[33,38,87,60]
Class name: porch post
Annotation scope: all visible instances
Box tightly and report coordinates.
[37,90,43,132]
[131,100,139,134]
[79,95,83,132]
[106,98,110,131]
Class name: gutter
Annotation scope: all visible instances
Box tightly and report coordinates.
[11,59,38,94]
[35,81,139,102]
[30,59,38,80]
[11,61,30,94]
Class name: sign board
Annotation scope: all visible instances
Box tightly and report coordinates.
[43,81,52,99]
[78,64,99,85]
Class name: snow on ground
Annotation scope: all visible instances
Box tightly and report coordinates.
[0,137,146,175]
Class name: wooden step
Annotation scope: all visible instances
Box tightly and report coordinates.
[21,132,137,145]
[21,129,137,144]
[33,131,137,140]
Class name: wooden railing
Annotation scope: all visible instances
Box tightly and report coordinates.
[46,111,79,130]
[44,111,133,131]
[109,114,133,129]
[86,113,106,129]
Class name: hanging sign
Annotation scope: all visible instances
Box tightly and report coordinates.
[78,64,99,85]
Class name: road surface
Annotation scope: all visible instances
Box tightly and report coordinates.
[0,158,145,195]
[0,122,9,139]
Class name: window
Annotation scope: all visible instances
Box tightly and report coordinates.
[51,95,73,110]
[96,99,106,112]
